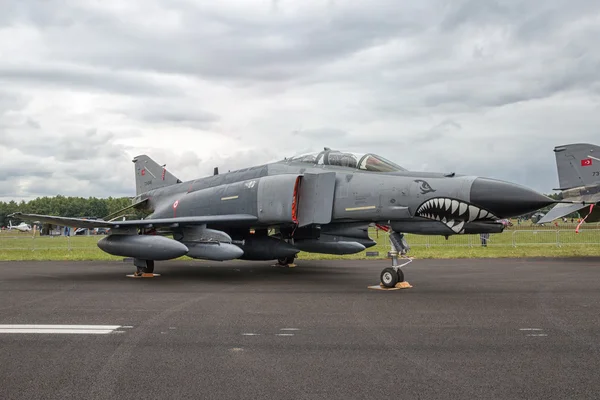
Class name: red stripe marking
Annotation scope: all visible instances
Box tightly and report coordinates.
[291,177,300,224]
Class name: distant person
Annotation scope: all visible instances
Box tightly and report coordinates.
[480,233,490,247]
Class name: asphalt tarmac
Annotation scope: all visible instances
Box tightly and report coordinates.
[1,258,600,400]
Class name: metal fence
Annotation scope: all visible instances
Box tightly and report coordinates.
[2,228,600,251]
[389,229,600,248]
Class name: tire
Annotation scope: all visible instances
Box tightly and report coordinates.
[380,268,398,288]
[396,268,404,283]
[277,256,295,266]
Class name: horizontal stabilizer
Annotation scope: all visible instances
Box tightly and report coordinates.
[537,203,587,224]
[103,198,148,221]
[10,213,257,229]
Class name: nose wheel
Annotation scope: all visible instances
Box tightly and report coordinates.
[380,258,412,288]
[381,267,404,287]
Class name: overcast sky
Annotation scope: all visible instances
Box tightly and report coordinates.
[1,0,599,201]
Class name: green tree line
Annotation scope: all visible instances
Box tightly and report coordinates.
[0,195,145,227]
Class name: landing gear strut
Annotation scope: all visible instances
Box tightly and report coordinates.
[277,255,296,267]
[380,231,412,288]
[133,259,155,276]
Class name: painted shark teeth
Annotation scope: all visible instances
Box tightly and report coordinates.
[452,221,465,233]
[468,205,479,222]
[415,197,497,234]
[451,200,459,214]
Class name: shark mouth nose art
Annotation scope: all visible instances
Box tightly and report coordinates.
[416,197,497,233]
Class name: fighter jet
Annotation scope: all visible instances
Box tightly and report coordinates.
[538,143,600,224]
[8,221,31,232]
[12,148,557,287]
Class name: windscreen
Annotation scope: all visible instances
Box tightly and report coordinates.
[289,151,405,172]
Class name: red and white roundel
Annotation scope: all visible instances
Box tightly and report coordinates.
[173,200,179,209]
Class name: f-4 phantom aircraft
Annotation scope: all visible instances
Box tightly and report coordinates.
[538,143,600,224]
[13,148,557,287]
[8,221,31,232]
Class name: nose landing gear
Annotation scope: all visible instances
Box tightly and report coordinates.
[379,230,413,289]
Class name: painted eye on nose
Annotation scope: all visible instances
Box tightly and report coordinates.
[414,179,436,195]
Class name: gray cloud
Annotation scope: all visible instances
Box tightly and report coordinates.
[0,129,127,162]
[0,91,28,114]
[3,1,428,83]
[292,128,348,139]
[1,0,600,201]
[0,127,135,199]
[113,100,220,128]
[0,64,183,96]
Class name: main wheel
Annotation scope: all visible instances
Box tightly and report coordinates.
[380,267,399,288]
[136,260,155,274]
[277,256,295,266]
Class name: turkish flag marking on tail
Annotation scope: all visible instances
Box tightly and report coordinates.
[141,169,146,176]
[581,158,593,167]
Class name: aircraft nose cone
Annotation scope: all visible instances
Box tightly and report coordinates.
[470,178,555,218]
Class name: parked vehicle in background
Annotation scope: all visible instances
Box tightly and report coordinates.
[531,213,546,224]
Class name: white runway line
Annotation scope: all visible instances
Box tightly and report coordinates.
[0,325,122,335]
[0,329,115,334]
[0,325,121,330]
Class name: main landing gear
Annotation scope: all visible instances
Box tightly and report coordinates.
[380,231,412,288]
[277,255,296,267]
[129,259,159,278]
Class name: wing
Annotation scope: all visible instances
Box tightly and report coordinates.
[103,198,148,221]
[10,213,258,229]
[537,203,587,224]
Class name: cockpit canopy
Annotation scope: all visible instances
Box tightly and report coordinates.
[288,150,406,172]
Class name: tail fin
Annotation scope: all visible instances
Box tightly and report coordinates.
[554,143,600,190]
[133,155,182,195]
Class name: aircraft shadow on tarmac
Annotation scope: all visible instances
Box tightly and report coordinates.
[9,261,367,287]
